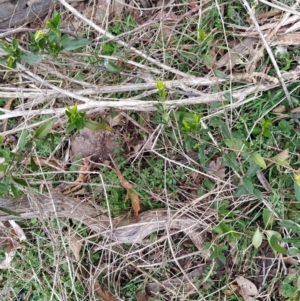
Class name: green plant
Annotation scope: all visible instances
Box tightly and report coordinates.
[0,38,41,69]
[30,11,90,59]
[65,104,112,132]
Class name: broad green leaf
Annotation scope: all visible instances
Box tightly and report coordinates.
[221,152,240,172]
[0,183,8,195]
[287,247,300,256]
[34,118,55,139]
[253,188,263,201]
[269,234,287,255]
[252,227,263,249]
[213,221,232,235]
[46,11,61,32]
[224,138,244,151]
[104,59,121,74]
[0,164,8,172]
[252,153,266,169]
[234,185,248,197]
[30,157,39,172]
[10,183,23,198]
[283,238,300,248]
[213,69,227,79]
[12,38,18,51]
[263,209,274,228]
[297,276,300,291]
[18,130,29,151]
[278,220,300,234]
[66,123,76,133]
[0,205,20,216]
[295,174,300,187]
[156,79,166,92]
[20,52,42,64]
[266,230,281,240]
[85,120,112,132]
[61,37,91,51]
[274,157,290,168]
[12,177,28,187]
[243,176,254,193]
[294,180,300,201]
[246,161,260,177]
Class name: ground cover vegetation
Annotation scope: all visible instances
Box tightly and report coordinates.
[0,0,300,300]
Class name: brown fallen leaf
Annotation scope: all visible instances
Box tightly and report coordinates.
[208,157,226,180]
[272,105,286,113]
[75,158,91,183]
[290,107,300,113]
[2,98,14,132]
[61,158,91,195]
[224,284,239,296]
[111,158,140,218]
[274,149,289,161]
[21,157,64,171]
[69,234,82,262]
[256,170,272,192]
[9,220,26,242]
[93,278,118,301]
[136,291,149,301]
[216,38,256,69]
[236,276,258,301]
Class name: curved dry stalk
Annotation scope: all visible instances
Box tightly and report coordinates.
[0,67,299,123]
[0,193,212,248]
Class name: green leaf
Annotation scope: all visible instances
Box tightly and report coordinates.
[104,59,121,74]
[30,157,39,172]
[273,157,290,168]
[263,209,274,228]
[66,123,76,133]
[278,220,300,234]
[0,164,8,172]
[46,11,61,33]
[10,183,23,198]
[234,185,248,197]
[224,138,244,151]
[12,177,28,187]
[266,230,281,240]
[0,183,8,195]
[243,176,254,193]
[12,38,18,51]
[221,152,240,172]
[278,119,293,132]
[246,161,260,177]
[253,188,263,201]
[252,227,263,249]
[287,247,300,256]
[20,52,42,64]
[252,153,267,169]
[61,37,91,51]
[18,130,29,151]
[34,118,55,139]
[269,234,287,255]
[294,180,300,201]
[85,120,113,132]
[213,69,227,79]
[0,205,20,216]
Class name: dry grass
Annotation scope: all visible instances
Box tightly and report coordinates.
[0,0,300,300]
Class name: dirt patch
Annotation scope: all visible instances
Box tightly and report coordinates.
[70,128,119,162]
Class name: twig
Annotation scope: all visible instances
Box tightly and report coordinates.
[242,0,293,108]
